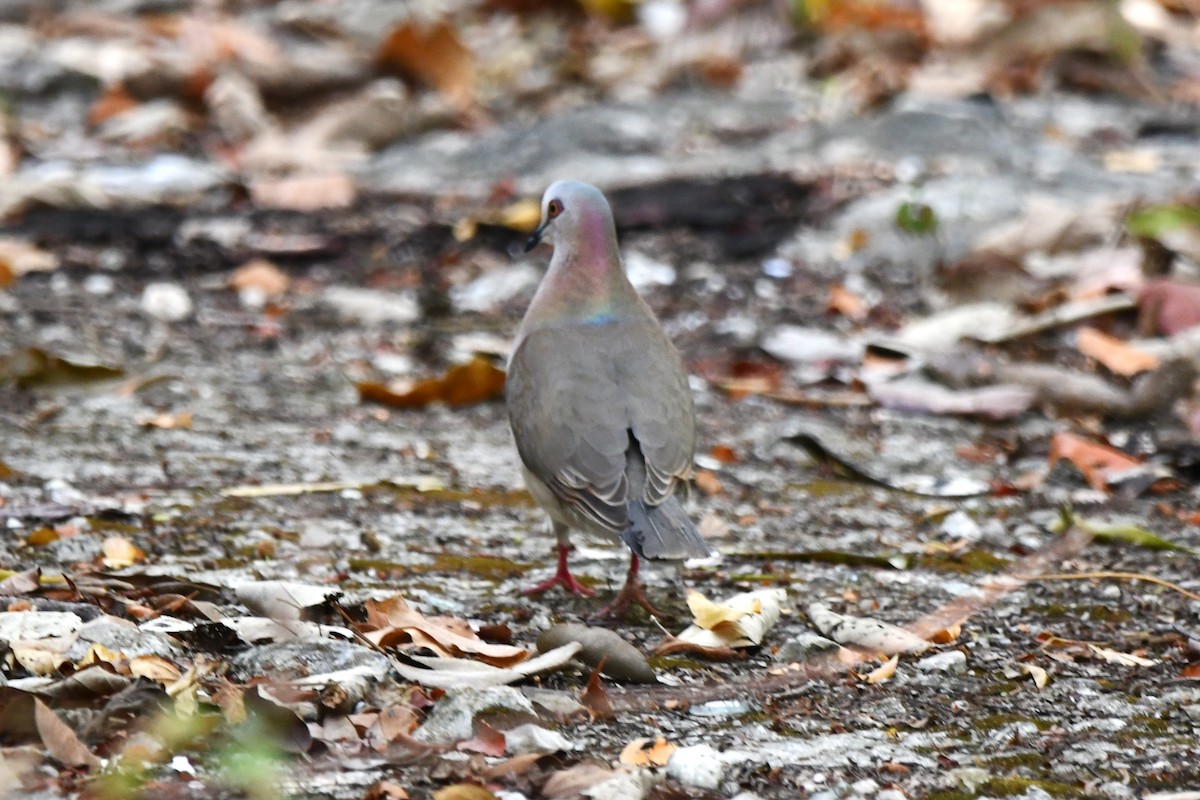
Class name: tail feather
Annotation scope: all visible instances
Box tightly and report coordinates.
[623,496,712,560]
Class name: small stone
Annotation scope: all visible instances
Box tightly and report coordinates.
[1181,705,1200,722]
[939,510,981,541]
[916,650,967,674]
[504,723,573,755]
[666,744,723,790]
[762,258,793,278]
[1096,782,1135,799]
[774,632,840,662]
[66,615,181,660]
[413,687,534,745]
[141,282,193,321]
[850,777,879,795]
[584,768,659,800]
[876,792,907,800]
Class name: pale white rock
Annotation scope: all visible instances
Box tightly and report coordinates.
[583,768,660,800]
[666,744,723,790]
[322,286,418,325]
[0,611,83,641]
[939,510,982,542]
[141,282,193,322]
[623,250,676,289]
[504,723,574,755]
[413,687,535,745]
[762,325,863,365]
[452,263,539,313]
[850,777,880,795]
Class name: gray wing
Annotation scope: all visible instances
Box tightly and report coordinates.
[507,320,694,535]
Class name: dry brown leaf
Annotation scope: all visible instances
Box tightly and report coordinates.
[1048,432,1142,492]
[458,720,507,756]
[87,85,139,126]
[708,444,739,463]
[650,633,745,662]
[827,284,869,320]
[364,594,528,667]
[1088,644,1158,667]
[129,656,183,684]
[688,589,760,629]
[580,664,614,721]
[1076,327,1159,376]
[929,623,963,645]
[694,469,723,496]
[431,785,496,800]
[542,763,616,799]
[378,21,475,110]
[230,259,290,299]
[213,681,247,724]
[619,736,675,767]
[1021,662,1049,689]
[357,358,506,409]
[34,698,101,769]
[481,752,546,779]
[364,780,410,800]
[138,411,193,430]
[678,588,785,649]
[250,174,355,211]
[0,239,59,281]
[101,536,145,569]
[863,654,899,684]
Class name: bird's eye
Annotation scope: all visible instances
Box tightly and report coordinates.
[547,199,563,219]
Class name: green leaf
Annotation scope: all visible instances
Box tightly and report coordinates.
[895,202,938,236]
[1125,204,1200,239]
[1054,509,1198,556]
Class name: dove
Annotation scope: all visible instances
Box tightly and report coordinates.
[506,180,711,618]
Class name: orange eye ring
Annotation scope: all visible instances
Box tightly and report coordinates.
[547,199,563,219]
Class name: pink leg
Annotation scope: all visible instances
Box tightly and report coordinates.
[590,555,667,620]
[523,541,596,596]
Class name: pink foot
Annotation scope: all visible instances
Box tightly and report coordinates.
[589,555,667,620]
[523,543,596,597]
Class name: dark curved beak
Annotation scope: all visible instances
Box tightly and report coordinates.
[524,219,549,252]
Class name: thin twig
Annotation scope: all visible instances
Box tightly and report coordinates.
[1027,571,1200,601]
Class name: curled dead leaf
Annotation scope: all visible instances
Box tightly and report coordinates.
[1076,327,1159,376]
[619,736,675,767]
[1047,432,1142,492]
[230,259,290,301]
[358,358,506,409]
[378,21,476,111]
[863,654,899,684]
[431,784,497,800]
[101,536,145,569]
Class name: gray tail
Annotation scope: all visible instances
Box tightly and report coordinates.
[623,495,712,560]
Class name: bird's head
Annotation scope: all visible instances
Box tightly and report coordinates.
[525,180,614,253]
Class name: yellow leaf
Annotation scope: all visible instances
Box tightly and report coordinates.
[378,21,475,110]
[102,536,145,569]
[864,654,898,684]
[431,785,496,800]
[130,655,183,684]
[686,589,759,630]
[619,736,676,767]
[77,643,122,669]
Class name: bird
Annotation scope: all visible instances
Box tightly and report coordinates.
[505,180,712,618]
